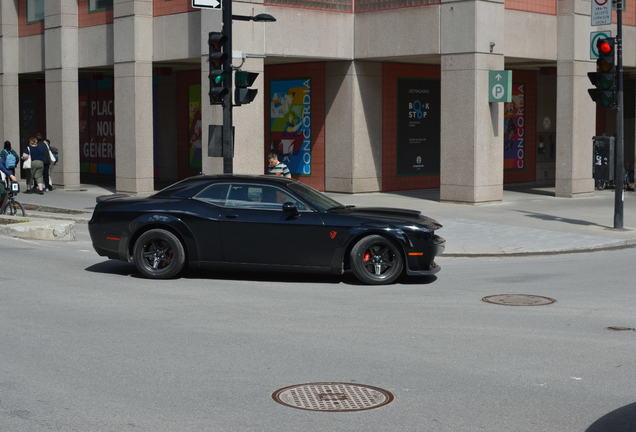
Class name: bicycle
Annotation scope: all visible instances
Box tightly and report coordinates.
[1,181,26,217]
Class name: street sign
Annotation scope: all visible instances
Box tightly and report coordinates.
[488,70,512,103]
[192,0,221,9]
[591,0,612,26]
[590,30,612,59]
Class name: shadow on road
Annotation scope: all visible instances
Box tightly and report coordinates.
[516,210,612,229]
[85,260,437,286]
[586,402,636,432]
[85,260,137,275]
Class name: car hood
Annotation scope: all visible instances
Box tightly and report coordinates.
[332,206,442,230]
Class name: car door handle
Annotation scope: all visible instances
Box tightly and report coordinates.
[225,214,238,219]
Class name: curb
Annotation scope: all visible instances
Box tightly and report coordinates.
[441,239,636,258]
[25,210,91,223]
[0,216,76,241]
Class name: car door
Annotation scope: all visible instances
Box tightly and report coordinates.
[219,183,334,269]
[189,182,229,262]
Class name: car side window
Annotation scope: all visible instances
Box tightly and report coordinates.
[195,183,230,206]
[226,184,305,210]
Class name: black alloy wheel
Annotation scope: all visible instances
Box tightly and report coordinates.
[350,234,404,285]
[133,229,185,279]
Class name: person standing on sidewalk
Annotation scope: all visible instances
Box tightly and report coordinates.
[21,137,34,193]
[0,155,18,208]
[22,137,46,195]
[266,152,292,178]
[0,141,19,176]
[42,138,56,191]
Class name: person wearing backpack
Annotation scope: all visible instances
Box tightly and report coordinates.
[0,154,18,209]
[0,141,19,176]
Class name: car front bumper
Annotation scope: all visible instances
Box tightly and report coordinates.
[406,260,441,276]
[405,234,445,276]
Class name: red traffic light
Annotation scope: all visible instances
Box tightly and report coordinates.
[598,40,612,55]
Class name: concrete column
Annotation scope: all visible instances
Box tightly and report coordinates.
[325,61,382,192]
[440,0,504,202]
[555,0,595,197]
[44,0,80,188]
[114,0,154,193]
[0,0,20,169]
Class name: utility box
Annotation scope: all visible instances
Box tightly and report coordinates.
[593,136,614,181]
[208,125,234,158]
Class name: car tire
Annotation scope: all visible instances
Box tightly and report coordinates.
[350,234,404,285]
[133,229,185,279]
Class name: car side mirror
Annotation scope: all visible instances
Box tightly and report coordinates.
[282,202,299,218]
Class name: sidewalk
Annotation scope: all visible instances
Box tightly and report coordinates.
[10,180,636,256]
[330,187,636,256]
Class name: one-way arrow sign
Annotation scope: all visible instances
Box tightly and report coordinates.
[192,0,221,9]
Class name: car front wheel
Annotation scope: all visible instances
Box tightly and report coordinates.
[350,235,404,285]
[133,229,185,279]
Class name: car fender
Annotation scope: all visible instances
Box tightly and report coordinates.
[127,213,198,263]
[338,226,411,270]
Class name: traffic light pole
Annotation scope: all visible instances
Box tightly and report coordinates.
[222,0,233,174]
[615,0,624,229]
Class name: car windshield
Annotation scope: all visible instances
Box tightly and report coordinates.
[287,182,343,212]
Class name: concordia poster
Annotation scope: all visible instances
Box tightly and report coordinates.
[504,84,525,170]
[270,79,312,175]
[397,78,440,176]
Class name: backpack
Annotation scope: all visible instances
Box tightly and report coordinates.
[4,151,17,169]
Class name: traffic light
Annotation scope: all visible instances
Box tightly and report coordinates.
[234,70,259,105]
[588,37,616,108]
[208,31,228,105]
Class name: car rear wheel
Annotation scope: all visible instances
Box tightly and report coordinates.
[350,235,404,285]
[133,229,185,279]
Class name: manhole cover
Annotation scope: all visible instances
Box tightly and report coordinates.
[272,382,394,412]
[482,294,556,306]
[607,326,635,331]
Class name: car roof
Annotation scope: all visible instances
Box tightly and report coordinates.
[193,174,295,185]
[152,174,297,198]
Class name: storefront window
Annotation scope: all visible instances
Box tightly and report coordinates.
[26,0,44,24]
[89,0,113,13]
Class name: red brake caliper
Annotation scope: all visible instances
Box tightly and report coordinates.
[363,252,371,262]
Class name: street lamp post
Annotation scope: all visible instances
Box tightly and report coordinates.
[221,0,234,174]
[615,0,625,229]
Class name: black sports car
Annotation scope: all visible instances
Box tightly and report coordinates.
[89,175,445,284]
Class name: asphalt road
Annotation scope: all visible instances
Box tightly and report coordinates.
[1,226,635,432]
